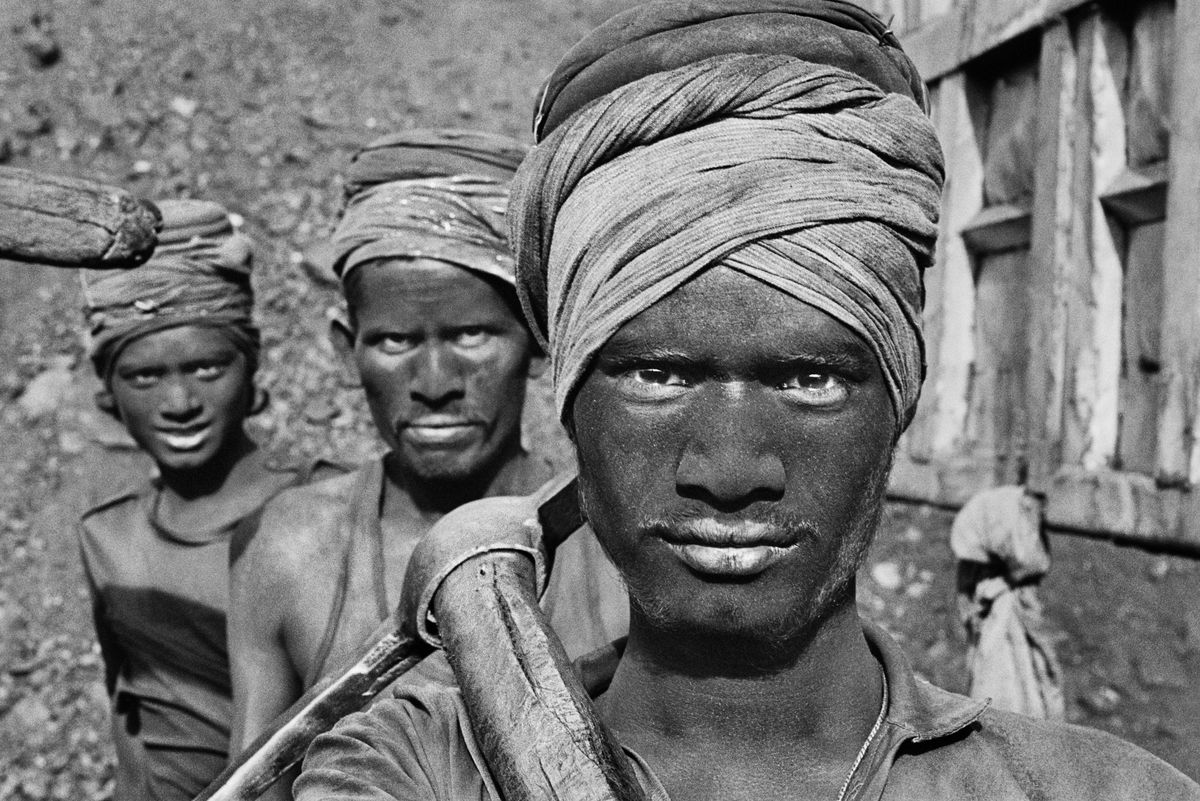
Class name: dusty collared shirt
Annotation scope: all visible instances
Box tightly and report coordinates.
[295,621,1198,801]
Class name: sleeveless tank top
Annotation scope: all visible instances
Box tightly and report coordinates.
[304,460,629,687]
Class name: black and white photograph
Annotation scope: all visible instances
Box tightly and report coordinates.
[0,1,1197,799]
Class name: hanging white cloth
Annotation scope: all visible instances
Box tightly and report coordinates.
[951,486,1064,719]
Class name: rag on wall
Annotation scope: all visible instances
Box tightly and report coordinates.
[951,485,1065,720]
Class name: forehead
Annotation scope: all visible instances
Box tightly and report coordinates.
[350,258,518,325]
[602,266,875,365]
[115,325,240,367]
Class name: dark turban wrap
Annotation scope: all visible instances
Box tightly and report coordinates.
[82,198,258,382]
[330,129,528,289]
[509,0,944,434]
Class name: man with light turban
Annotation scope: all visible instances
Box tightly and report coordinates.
[293,3,1198,800]
[228,129,628,801]
[78,199,334,801]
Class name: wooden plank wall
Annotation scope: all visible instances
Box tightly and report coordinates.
[871,0,1200,552]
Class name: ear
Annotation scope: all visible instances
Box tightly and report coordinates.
[94,389,120,419]
[328,312,361,388]
[526,350,548,380]
[249,386,271,415]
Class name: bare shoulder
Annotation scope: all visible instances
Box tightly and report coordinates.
[975,706,1200,798]
[232,469,360,595]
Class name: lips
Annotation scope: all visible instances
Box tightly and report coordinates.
[155,423,211,452]
[658,519,800,577]
[399,415,482,447]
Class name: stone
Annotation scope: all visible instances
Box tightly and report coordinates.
[169,96,198,118]
[1079,685,1121,716]
[17,366,74,419]
[871,561,904,592]
[4,695,51,730]
[16,13,61,69]
[1134,640,1190,689]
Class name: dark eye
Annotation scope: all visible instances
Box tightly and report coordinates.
[617,366,690,400]
[193,363,228,380]
[123,371,159,389]
[374,333,417,355]
[778,372,848,406]
[454,327,492,348]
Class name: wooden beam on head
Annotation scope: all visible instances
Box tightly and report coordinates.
[0,165,159,269]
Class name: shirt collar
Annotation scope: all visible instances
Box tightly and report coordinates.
[862,619,988,743]
[574,618,988,746]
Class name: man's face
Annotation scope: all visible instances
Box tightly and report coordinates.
[571,266,897,646]
[347,258,538,484]
[109,325,252,473]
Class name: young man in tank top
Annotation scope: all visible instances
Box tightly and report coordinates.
[78,199,342,801]
[227,130,627,800]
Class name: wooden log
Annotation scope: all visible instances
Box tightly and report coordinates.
[437,553,646,801]
[0,165,160,269]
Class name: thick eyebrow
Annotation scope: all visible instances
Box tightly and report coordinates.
[773,348,875,373]
[183,352,238,369]
[115,362,166,376]
[593,343,700,369]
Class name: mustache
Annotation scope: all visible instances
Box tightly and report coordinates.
[638,508,819,547]
[392,410,487,430]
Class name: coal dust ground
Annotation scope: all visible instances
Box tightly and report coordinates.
[0,0,1196,797]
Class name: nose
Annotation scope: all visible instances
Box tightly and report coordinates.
[409,343,466,409]
[159,377,202,421]
[675,384,786,511]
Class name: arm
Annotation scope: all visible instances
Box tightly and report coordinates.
[228,510,305,801]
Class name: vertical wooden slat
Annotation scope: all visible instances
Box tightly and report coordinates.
[1117,222,1166,475]
[906,71,982,461]
[1155,0,1200,488]
[1060,11,1125,472]
[1025,19,1077,492]
[966,249,1032,481]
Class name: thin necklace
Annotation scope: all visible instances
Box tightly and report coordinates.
[835,671,889,801]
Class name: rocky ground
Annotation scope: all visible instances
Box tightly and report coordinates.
[0,0,1195,797]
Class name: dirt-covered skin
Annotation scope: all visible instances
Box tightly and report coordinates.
[0,0,1196,798]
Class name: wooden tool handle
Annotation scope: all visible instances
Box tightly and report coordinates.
[198,477,633,801]
[437,553,647,801]
[0,165,160,268]
[196,630,432,801]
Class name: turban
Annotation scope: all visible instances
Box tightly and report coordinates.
[510,2,944,432]
[82,198,258,381]
[330,129,528,287]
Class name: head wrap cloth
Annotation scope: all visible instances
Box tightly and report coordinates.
[82,198,258,381]
[331,129,527,287]
[511,0,944,431]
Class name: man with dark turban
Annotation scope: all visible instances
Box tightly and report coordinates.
[294,3,1198,800]
[228,129,628,801]
[77,199,336,801]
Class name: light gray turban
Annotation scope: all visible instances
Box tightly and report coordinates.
[509,52,944,433]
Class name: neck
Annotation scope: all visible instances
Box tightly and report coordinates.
[382,437,537,518]
[157,430,258,501]
[599,597,883,756]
